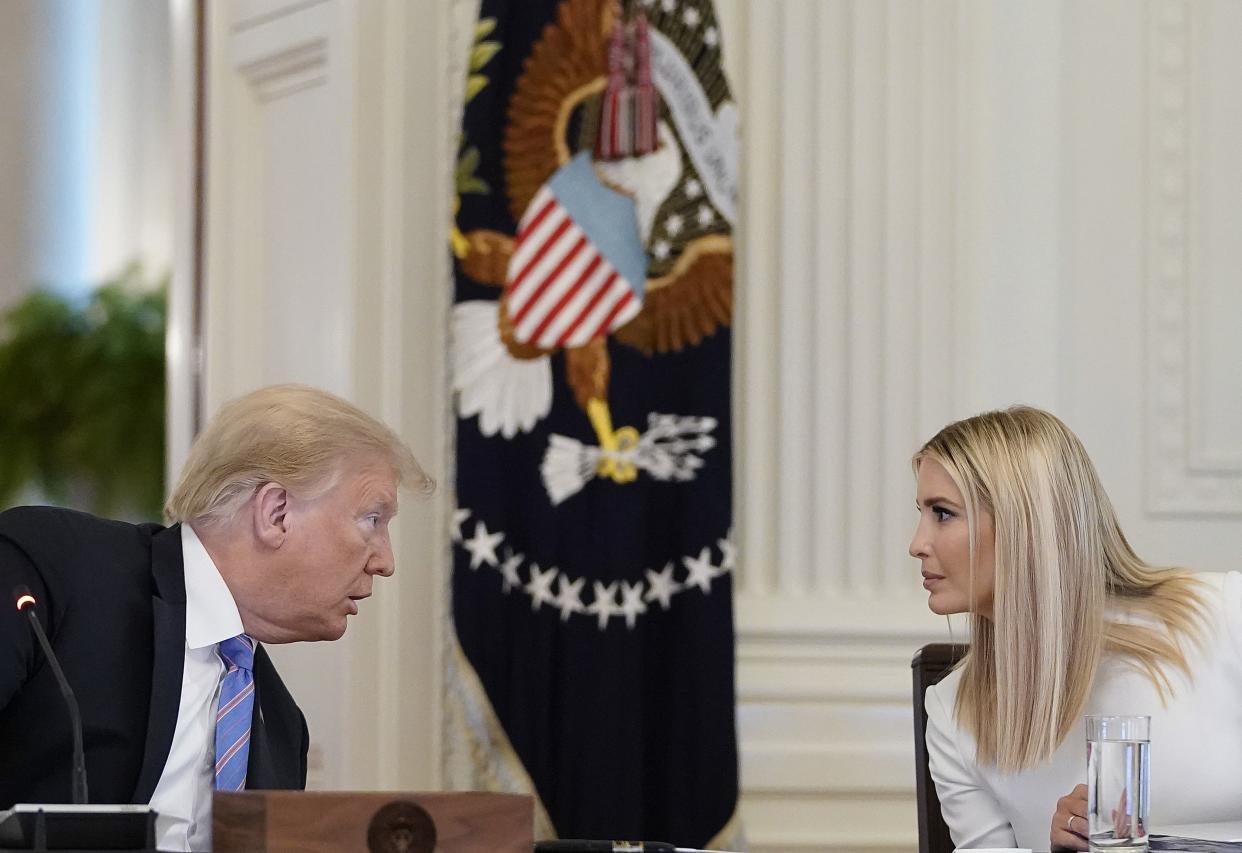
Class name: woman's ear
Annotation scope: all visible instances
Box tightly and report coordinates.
[252,482,290,548]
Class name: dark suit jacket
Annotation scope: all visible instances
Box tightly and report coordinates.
[0,506,308,807]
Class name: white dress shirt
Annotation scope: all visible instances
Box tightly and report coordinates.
[148,525,245,852]
[925,571,1242,852]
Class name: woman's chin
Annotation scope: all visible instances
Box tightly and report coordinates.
[926,593,965,616]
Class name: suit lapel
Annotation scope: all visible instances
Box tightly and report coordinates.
[131,524,187,804]
[246,658,275,788]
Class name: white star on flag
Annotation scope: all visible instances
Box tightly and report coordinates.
[653,239,671,260]
[683,7,700,27]
[463,520,504,570]
[644,562,681,610]
[717,533,736,572]
[554,575,587,622]
[498,548,524,593]
[696,204,714,227]
[660,0,675,13]
[684,178,703,199]
[665,213,684,237]
[587,581,621,630]
[620,581,648,629]
[704,26,719,47]
[525,563,558,611]
[682,547,720,593]
[450,508,471,543]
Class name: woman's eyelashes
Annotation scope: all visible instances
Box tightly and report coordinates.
[914,500,958,522]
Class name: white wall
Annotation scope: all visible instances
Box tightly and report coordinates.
[715,1,1242,850]
[191,1,1242,850]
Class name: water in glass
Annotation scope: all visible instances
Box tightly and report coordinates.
[1087,716,1150,853]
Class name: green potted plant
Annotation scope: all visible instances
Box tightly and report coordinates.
[0,263,166,520]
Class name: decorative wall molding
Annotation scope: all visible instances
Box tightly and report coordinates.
[738,631,931,853]
[725,1,957,848]
[230,0,328,32]
[167,0,201,491]
[732,0,960,603]
[737,593,956,645]
[229,0,329,101]
[1184,1,1242,477]
[1145,0,1242,515]
[234,40,327,101]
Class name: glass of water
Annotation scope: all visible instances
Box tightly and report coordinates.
[1086,715,1150,852]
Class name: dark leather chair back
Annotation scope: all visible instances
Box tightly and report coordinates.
[912,642,969,853]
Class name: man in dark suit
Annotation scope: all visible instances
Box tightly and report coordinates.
[0,384,429,851]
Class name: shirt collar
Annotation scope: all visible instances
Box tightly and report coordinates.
[181,524,245,650]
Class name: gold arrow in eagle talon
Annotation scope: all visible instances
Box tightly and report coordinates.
[587,398,640,483]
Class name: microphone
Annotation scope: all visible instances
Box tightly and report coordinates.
[14,585,89,804]
[534,845,675,852]
[2,590,156,850]
[534,843,741,853]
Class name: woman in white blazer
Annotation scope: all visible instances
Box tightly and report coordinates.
[910,406,1242,851]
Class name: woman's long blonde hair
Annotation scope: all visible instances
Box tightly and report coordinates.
[915,406,1206,771]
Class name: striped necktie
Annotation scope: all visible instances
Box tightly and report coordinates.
[214,634,255,791]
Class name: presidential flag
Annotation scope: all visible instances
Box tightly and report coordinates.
[446,0,740,846]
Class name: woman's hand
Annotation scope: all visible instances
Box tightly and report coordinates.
[1050,783,1089,851]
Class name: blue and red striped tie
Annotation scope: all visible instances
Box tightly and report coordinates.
[213,634,255,791]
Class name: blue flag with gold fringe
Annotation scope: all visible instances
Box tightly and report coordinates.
[446,0,739,846]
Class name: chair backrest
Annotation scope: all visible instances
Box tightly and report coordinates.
[912,642,969,853]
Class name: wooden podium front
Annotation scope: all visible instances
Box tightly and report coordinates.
[213,791,533,853]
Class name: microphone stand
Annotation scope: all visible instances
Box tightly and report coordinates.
[1,588,156,852]
[22,606,88,805]
[535,841,744,853]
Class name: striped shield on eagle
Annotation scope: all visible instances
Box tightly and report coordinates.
[504,152,647,351]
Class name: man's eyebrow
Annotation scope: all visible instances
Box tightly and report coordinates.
[361,493,397,514]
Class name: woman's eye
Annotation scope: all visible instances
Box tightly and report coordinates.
[932,505,955,522]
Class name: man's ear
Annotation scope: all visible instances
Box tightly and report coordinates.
[253,482,291,548]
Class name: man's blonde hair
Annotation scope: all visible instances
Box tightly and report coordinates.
[914,405,1205,772]
[166,384,431,526]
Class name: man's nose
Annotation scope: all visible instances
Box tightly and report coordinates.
[368,541,395,577]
